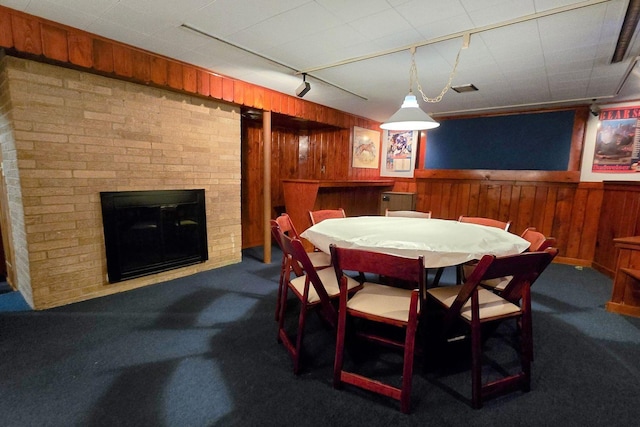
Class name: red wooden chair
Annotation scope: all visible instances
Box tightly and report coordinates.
[433,215,513,287]
[521,227,556,252]
[308,208,346,225]
[330,244,425,413]
[274,229,361,374]
[464,227,557,293]
[458,215,511,231]
[426,248,558,409]
[271,214,331,320]
[385,209,432,218]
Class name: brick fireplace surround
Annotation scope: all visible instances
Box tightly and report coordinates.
[0,55,242,309]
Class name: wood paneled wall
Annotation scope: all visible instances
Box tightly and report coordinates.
[392,170,603,266]
[242,123,384,248]
[593,182,640,276]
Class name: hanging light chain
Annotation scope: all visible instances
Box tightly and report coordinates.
[409,41,464,103]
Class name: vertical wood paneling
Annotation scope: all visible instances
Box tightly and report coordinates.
[41,24,68,62]
[542,186,558,236]
[92,39,113,72]
[196,70,210,97]
[499,184,513,222]
[593,183,640,276]
[578,185,602,262]
[182,65,197,93]
[233,80,244,105]
[569,108,589,170]
[516,185,536,231]
[566,187,588,258]
[551,186,574,251]
[413,176,604,266]
[68,33,92,68]
[508,186,522,228]
[209,74,222,98]
[11,14,42,55]
[222,78,234,102]
[242,119,383,247]
[532,186,549,230]
[167,61,183,90]
[132,49,151,82]
[0,11,13,47]
[150,56,168,86]
[112,44,133,77]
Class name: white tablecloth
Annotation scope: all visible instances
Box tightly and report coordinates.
[300,216,530,268]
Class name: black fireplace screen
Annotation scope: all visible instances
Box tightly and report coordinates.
[100,189,208,283]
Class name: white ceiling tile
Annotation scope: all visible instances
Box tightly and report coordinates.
[0,0,31,10]
[240,3,340,47]
[98,3,176,35]
[316,0,392,22]
[394,0,467,25]
[1,0,636,120]
[464,0,536,27]
[345,9,411,42]
[84,18,150,49]
[24,0,99,30]
[34,0,118,17]
[413,14,475,40]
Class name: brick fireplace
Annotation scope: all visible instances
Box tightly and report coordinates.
[0,55,242,309]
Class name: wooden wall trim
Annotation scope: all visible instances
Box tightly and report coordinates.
[569,107,589,171]
[415,169,580,182]
[0,5,377,129]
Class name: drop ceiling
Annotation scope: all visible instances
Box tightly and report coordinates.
[3,0,640,121]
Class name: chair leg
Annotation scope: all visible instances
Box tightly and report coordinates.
[521,290,533,391]
[400,297,419,414]
[275,261,285,321]
[293,301,308,375]
[277,285,289,343]
[471,321,483,409]
[333,288,348,389]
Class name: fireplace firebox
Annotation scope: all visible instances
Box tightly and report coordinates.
[100,189,208,283]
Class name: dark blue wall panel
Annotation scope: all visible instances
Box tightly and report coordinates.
[424,110,574,170]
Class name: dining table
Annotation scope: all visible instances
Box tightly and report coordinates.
[300,216,530,269]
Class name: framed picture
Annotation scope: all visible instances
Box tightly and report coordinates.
[591,106,640,173]
[352,126,380,169]
[380,130,418,177]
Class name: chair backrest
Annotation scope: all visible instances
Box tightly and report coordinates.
[330,245,425,295]
[458,215,511,231]
[447,248,558,321]
[274,213,301,239]
[309,208,346,225]
[280,232,337,324]
[385,209,432,218]
[271,218,304,277]
[520,227,556,252]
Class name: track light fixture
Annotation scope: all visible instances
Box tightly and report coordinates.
[296,73,311,97]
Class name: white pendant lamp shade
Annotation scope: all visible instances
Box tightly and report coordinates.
[380,94,440,130]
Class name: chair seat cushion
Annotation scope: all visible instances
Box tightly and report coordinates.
[346,282,417,323]
[290,267,359,303]
[306,251,332,269]
[427,284,520,321]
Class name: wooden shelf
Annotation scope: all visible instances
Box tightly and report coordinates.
[607,236,640,318]
[282,179,394,239]
[620,268,640,282]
